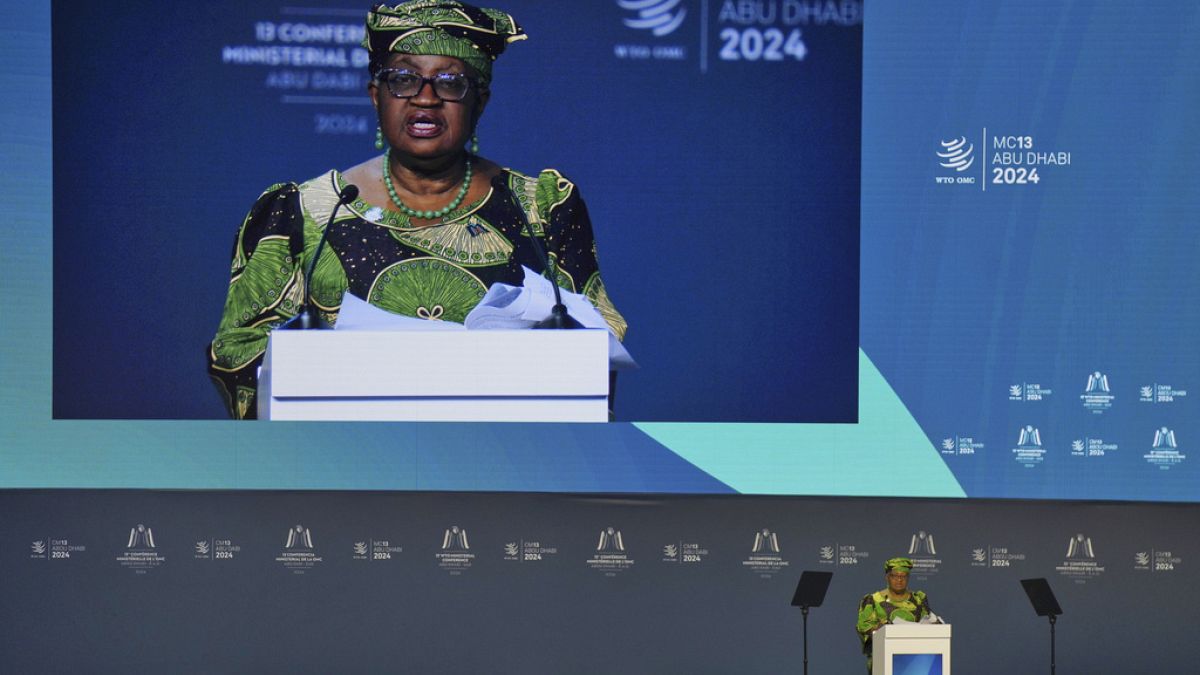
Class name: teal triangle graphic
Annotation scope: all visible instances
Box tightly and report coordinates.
[635,350,966,497]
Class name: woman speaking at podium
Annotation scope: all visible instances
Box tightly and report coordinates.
[207,1,626,419]
[856,557,935,672]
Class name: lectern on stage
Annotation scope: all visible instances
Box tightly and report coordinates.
[259,329,610,422]
[872,624,951,675]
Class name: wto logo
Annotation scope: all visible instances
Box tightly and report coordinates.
[1134,551,1150,566]
[504,542,519,557]
[353,542,368,555]
[819,546,834,561]
[194,541,210,555]
[597,527,626,552]
[1066,533,1095,559]
[937,137,975,172]
[442,526,470,551]
[285,525,314,550]
[971,548,986,563]
[662,544,678,558]
[1152,427,1177,449]
[31,541,47,555]
[617,0,687,37]
[127,524,156,549]
[908,530,937,555]
[751,528,780,554]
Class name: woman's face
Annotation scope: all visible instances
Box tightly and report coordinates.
[886,571,909,594]
[370,53,488,161]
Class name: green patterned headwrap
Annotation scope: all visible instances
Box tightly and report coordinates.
[884,557,914,573]
[364,1,527,85]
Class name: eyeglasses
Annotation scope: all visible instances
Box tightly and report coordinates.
[375,69,476,102]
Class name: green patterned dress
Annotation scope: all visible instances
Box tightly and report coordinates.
[207,167,626,419]
[855,589,933,670]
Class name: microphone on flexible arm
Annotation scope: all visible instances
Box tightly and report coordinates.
[493,175,582,329]
[280,183,359,330]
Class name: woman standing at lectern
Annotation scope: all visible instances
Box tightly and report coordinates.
[856,557,935,672]
[207,1,626,419]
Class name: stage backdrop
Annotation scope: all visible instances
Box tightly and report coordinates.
[2,490,1195,672]
[3,1,1199,500]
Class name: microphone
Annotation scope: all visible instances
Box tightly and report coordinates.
[280,183,359,330]
[493,175,582,329]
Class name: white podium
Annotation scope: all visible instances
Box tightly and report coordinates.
[872,624,951,675]
[259,329,610,422]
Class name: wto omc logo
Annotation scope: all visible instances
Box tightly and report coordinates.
[617,0,687,37]
[937,137,975,172]
[597,527,626,552]
[1066,533,1095,559]
[127,524,156,549]
[285,525,314,550]
[751,528,780,554]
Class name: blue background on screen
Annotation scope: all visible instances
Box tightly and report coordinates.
[3,1,1198,500]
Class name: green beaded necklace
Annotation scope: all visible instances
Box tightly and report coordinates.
[382,149,473,221]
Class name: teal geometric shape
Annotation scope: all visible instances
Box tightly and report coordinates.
[634,350,967,497]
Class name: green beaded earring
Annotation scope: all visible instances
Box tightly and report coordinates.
[470,134,479,154]
[374,126,384,150]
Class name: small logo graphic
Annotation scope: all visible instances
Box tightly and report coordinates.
[1056,533,1104,581]
[597,527,625,553]
[1013,425,1047,467]
[937,137,974,172]
[436,526,475,573]
[970,545,1025,569]
[1066,533,1095,559]
[1070,437,1117,458]
[1085,371,1110,393]
[285,525,314,550]
[617,0,686,37]
[31,541,46,555]
[1133,548,1181,572]
[660,539,708,565]
[909,530,937,556]
[127,524,156,549]
[1139,383,1187,403]
[1009,382,1052,401]
[442,526,470,551]
[1017,425,1042,447]
[751,528,780,554]
[353,542,368,555]
[1080,371,1115,413]
[1145,427,1186,469]
[816,543,870,566]
[117,524,166,571]
[1153,427,1177,449]
[743,529,788,577]
[588,527,635,574]
[194,541,210,555]
[275,525,321,573]
[941,435,984,456]
[502,538,557,563]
